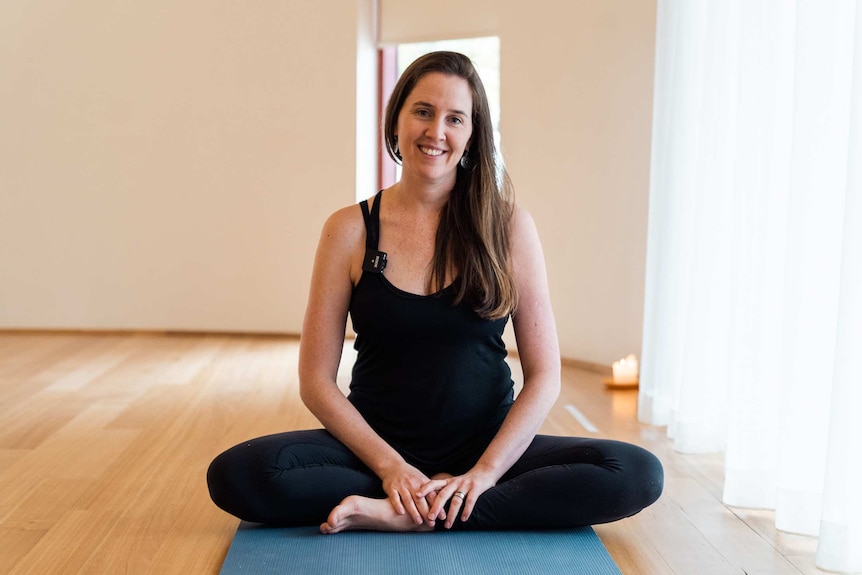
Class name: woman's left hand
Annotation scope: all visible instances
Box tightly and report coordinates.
[417,468,497,529]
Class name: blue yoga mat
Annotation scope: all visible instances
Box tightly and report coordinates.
[219,522,622,575]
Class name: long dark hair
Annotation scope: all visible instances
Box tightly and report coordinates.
[383,51,517,320]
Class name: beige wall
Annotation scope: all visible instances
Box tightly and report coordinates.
[1,0,656,366]
[380,0,499,44]
[500,1,657,365]
[0,0,376,333]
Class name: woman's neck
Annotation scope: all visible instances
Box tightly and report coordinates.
[388,179,451,215]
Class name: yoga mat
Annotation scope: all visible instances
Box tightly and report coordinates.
[219,522,622,575]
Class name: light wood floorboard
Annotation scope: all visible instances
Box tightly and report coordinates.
[0,332,829,574]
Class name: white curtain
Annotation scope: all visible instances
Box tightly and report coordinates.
[640,1,862,572]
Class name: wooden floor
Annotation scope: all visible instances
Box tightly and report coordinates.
[0,332,828,574]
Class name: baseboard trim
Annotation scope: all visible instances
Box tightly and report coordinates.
[506,348,612,375]
[561,357,612,375]
[0,327,301,340]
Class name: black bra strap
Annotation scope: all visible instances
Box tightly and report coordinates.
[360,190,383,250]
[359,190,387,274]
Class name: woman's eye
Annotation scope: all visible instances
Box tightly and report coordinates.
[416,109,431,118]
[449,117,463,125]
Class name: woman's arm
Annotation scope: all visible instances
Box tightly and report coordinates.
[423,205,561,527]
[298,206,435,526]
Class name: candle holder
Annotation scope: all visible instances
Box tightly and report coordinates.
[604,354,639,389]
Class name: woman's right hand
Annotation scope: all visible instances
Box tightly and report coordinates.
[379,461,439,527]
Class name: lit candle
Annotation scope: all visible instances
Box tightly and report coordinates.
[612,354,639,384]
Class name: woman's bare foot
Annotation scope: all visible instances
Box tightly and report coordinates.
[320,495,435,534]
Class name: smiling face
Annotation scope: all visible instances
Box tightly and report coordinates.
[395,72,473,190]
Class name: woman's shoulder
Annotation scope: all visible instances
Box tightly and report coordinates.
[319,200,366,244]
[509,202,538,238]
[507,203,546,276]
[321,188,390,240]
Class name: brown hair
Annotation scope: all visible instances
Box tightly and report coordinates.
[383,51,517,319]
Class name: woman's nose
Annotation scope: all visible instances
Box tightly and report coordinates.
[425,119,446,140]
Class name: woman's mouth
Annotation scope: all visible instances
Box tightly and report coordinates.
[419,146,445,157]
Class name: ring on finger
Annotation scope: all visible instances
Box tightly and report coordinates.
[453,491,466,499]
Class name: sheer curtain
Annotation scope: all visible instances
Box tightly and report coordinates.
[640,1,861,572]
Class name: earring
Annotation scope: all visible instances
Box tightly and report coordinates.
[394,138,402,161]
[459,150,471,169]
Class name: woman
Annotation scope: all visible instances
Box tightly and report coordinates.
[207,51,663,533]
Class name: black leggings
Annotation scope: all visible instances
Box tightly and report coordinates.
[207,430,663,530]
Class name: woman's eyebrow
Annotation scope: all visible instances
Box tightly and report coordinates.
[411,100,468,117]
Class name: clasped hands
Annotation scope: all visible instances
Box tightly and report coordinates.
[380,462,496,529]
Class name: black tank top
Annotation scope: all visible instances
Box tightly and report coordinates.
[347,190,514,474]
